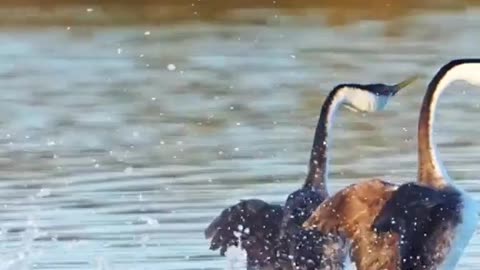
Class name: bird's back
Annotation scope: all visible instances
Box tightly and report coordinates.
[303,179,400,270]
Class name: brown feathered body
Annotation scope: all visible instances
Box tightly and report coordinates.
[304,179,401,270]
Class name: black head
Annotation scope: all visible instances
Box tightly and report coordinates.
[334,75,418,113]
[341,75,418,96]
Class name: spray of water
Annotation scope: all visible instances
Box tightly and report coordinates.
[223,227,247,270]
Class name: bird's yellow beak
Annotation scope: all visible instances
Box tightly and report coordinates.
[393,74,420,95]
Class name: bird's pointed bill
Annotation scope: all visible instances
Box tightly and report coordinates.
[392,75,420,94]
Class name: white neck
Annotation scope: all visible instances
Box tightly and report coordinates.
[306,86,390,192]
[419,61,480,186]
[305,89,346,194]
[322,90,347,184]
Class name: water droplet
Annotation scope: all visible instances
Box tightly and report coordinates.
[36,188,51,198]
[86,8,94,12]
[144,31,151,36]
[167,64,176,71]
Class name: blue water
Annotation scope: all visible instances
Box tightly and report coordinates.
[0,7,480,270]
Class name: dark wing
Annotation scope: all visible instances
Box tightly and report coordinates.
[288,229,346,270]
[373,183,445,233]
[205,199,284,267]
[373,183,462,270]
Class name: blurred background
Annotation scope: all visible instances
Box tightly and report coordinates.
[1,0,480,269]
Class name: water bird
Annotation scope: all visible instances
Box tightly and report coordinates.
[304,59,480,270]
[204,76,417,269]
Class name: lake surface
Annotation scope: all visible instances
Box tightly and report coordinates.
[1,5,480,270]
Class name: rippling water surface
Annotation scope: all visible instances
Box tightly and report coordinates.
[2,6,480,270]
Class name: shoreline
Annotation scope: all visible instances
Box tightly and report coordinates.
[0,1,472,26]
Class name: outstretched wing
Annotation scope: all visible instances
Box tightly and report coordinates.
[303,179,396,235]
[303,179,400,270]
[205,199,284,267]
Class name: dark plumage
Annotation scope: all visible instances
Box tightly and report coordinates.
[204,178,346,270]
[204,77,415,269]
[305,59,480,270]
[373,183,462,270]
[204,199,284,268]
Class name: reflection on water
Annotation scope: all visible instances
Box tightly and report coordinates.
[0,1,474,27]
[1,5,480,270]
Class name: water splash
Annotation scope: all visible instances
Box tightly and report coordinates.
[224,228,247,270]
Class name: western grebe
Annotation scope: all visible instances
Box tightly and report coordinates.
[304,59,480,270]
[204,76,416,269]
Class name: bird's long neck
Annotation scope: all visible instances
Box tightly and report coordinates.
[418,60,480,187]
[304,87,345,195]
[418,72,450,188]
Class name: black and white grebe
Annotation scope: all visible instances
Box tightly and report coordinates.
[204,76,416,270]
[304,59,480,270]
